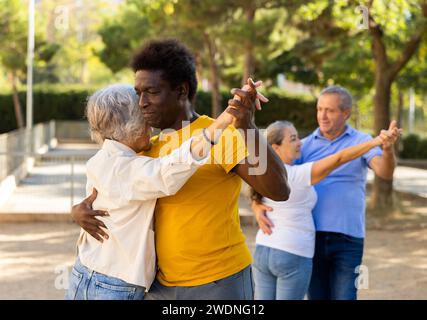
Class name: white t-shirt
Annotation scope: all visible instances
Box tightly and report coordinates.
[255,162,317,258]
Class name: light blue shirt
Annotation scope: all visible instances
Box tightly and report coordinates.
[295,125,382,238]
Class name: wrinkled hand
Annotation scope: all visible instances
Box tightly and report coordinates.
[251,200,274,235]
[71,188,109,242]
[226,78,268,129]
[374,120,403,150]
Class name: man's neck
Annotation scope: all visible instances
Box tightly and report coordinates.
[321,125,347,141]
[165,102,200,131]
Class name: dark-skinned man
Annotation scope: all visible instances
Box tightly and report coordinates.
[71,39,289,300]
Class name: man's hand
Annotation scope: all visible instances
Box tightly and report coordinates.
[251,200,274,235]
[71,188,109,242]
[373,121,403,147]
[227,78,267,129]
[380,120,402,151]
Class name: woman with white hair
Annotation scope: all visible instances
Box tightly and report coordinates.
[66,83,262,300]
[250,120,401,300]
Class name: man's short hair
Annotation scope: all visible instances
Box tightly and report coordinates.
[131,39,198,102]
[319,85,353,110]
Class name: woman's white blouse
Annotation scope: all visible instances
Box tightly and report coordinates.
[255,162,317,258]
[77,138,208,290]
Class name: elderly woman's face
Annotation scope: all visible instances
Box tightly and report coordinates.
[272,126,302,164]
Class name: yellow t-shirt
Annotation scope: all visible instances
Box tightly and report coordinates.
[140,115,252,286]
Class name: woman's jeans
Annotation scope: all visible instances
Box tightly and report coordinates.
[65,258,146,300]
[252,245,312,300]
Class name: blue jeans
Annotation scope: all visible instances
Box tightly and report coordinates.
[308,231,364,300]
[65,258,146,300]
[252,245,312,300]
[144,266,254,300]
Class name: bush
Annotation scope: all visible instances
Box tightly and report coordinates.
[0,88,92,134]
[417,137,427,159]
[194,90,317,135]
[399,134,427,159]
[0,88,318,135]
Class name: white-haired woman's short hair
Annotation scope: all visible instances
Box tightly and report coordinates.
[85,84,144,145]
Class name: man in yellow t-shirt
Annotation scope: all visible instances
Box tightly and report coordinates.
[141,115,251,288]
[71,39,290,299]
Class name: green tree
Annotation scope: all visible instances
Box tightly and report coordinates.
[0,0,62,128]
[0,0,28,128]
[268,0,427,214]
[97,0,235,117]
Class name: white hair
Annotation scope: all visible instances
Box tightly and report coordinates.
[85,84,144,144]
[319,85,353,110]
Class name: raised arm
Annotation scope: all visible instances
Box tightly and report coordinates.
[125,107,247,200]
[229,79,290,201]
[310,124,401,185]
[368,121,401,179]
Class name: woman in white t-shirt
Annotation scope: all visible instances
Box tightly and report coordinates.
[250,120,396,300]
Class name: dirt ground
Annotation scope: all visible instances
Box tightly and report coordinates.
[0,193,426,300]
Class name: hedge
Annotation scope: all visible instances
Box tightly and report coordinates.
[0,89,89,134]
[0,88,318,135]
[194,91,318,135]
[400,134,427,159]
[2,88,425,159]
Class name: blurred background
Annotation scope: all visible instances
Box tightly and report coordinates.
[0,0,426,299]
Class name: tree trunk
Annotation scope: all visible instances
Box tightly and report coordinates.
[373,72,391,135]
[395,88,404,155]
[396,89,404,128]
[46,8,56,43]
[242,5,256,86]
[352,99,360,129]
[367,4,426,216]
[9,71,24,129]
[204,32,221,118]
[370,70,394,213]
[194,52,203,86]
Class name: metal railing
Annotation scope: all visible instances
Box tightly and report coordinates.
[0,121,97,214]
[0,151,95,214]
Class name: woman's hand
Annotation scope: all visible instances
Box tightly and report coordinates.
[216,79,268,127]
[225,78,269,129]
[373,121,403,148]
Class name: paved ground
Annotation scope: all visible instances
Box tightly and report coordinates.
[367,166,427,198]
[0,144,97,217]
[0,220,426,300]
[0,144,426,299]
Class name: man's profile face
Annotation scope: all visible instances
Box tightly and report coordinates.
[134,70,182,130]
[316,93,351,137]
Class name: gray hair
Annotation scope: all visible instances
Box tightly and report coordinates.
[250,120,295,203]
[265,120,295,146]
[319,85,353,110]
[85,84,144,144]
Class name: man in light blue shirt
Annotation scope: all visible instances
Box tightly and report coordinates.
[253,85,400,299]
[298,125,381,239]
